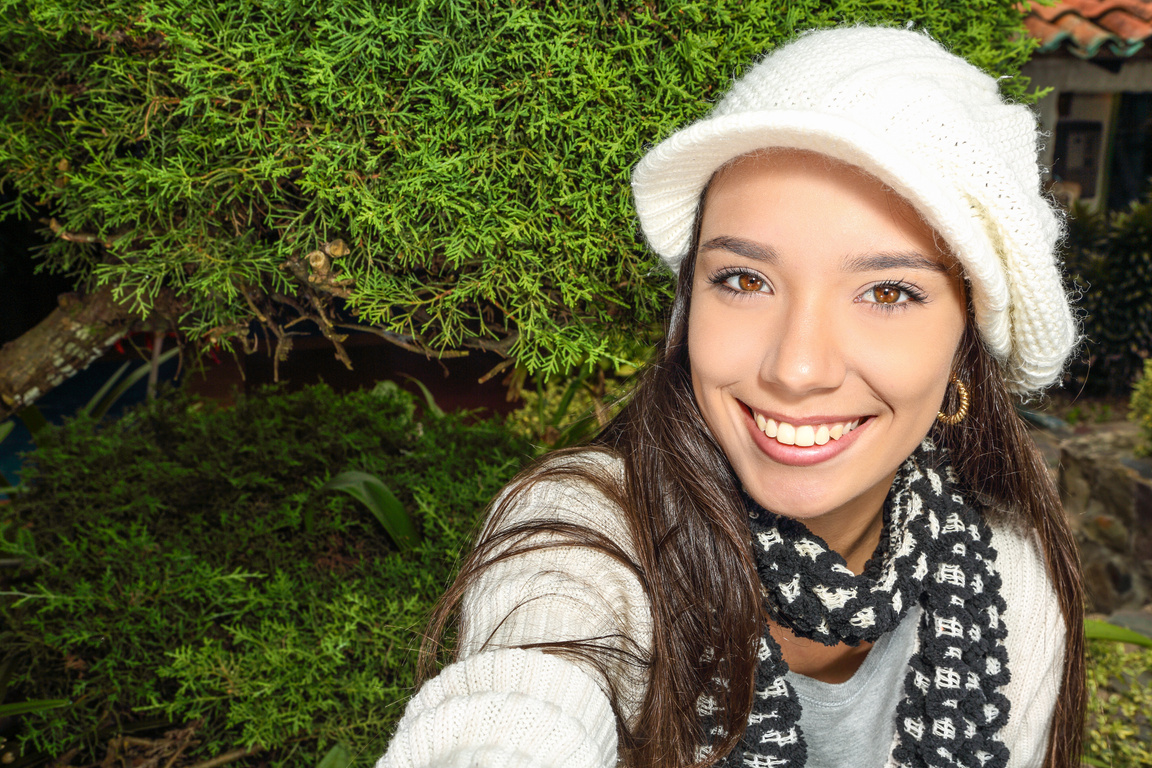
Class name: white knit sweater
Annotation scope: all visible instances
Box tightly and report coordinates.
[378,454,1065,768]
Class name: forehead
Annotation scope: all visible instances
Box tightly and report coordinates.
[697,149,957,272]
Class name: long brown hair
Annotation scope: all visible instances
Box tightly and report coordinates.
[421,211,1085,768]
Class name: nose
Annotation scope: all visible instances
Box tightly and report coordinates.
[759,304,847,396]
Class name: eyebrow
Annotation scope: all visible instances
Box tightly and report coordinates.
[699,236,779,264]
[842,252,951,274]
[700,236,952,275]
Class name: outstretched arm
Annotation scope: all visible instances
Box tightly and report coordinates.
[378,454,650,768]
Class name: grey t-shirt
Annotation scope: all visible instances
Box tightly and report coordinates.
[786,606,921,768]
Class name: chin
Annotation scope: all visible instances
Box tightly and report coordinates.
[740,475,856,521]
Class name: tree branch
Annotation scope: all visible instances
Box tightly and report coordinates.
[185,745,262,768]
[334,323,469,358]
[464,331,519,356]
[0,286,141,421]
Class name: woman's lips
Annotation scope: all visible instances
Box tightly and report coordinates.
[743,406,872,467]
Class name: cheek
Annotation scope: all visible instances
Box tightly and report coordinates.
[687,293,766,385]
[857,310,965,417]
[687,296,750,411]
[687,305,721,404]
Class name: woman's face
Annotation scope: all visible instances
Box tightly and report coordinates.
[688,150,967,527]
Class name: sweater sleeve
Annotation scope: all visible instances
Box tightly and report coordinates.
[991,520,1066,768]
[377,453,651,768]
[377,649,618,768]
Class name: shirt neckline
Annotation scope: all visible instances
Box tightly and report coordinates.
[786,604,921,708]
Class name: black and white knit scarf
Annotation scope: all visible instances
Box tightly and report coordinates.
[702,439,1011,768]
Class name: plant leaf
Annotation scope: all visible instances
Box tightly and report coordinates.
[549,367,590,428]
[0,419,15,445]
[316,743,353,768]
[0,654,14,701]
[322,471,420,552]
[400,375,443,418]
[1084,618,1152,648]
[81,361,132,416]
[0,699,70,717]
[551,411,600,450]
[15,406,49,441]
[87,348,180,420]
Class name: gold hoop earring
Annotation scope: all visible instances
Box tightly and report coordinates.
[937,375,970,425]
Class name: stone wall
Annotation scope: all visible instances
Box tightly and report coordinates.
[1059,424,1152,613]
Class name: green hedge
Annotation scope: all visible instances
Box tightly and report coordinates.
[1131,358,1152,457]
[0,0,1038,372]
[1064,197,1152,395]
[0,383,532,766]
[1084,639,1152,767]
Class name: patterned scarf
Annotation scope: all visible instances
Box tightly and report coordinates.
[702,439,1011,768]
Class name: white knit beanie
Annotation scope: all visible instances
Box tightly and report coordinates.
[632,25,1077,395]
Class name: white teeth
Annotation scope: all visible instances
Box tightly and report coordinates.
[754,415,864,446]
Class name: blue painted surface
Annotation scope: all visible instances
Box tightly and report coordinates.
[0,357,180,491]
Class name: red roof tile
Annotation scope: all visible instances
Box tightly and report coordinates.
[1027,0,1152,57]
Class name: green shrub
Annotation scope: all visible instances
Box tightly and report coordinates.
[0,383,532,766]
[0,0,1039,373]
[1084,639,1152,767]
[1064,197,1152,395]
[1131,358,1152,457]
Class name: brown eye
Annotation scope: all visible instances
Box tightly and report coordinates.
[872,285,901,304]
[737,274,763,292]
[719,271,770,294]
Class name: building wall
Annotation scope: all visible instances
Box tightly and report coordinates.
[1023,58,1152,209]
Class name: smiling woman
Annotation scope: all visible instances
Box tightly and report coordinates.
[376,26,1085,768]
[689,151,967,543]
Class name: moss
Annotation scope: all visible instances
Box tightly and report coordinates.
[0,383,532,766]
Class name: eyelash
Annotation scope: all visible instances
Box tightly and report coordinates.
[707,268,929,311]
[859,280,929,312]
[709,268,771,299]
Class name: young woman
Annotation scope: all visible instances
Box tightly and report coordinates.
[378,26,1084,768]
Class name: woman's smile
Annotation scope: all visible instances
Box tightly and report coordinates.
[748,408,868,446]
[742,404,872,467]
[687,149,967,536]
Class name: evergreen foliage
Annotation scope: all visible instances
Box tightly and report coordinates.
[1130,358,1152,457]
[1064,196,1152,395]
[1083,638,1152,767]
[0,0,1037,372]
[0,383,532,766]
